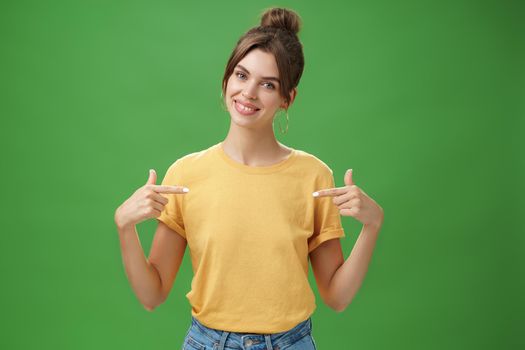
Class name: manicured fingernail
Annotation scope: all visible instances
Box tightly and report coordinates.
[312,192,319,197]
[183,188,190,193]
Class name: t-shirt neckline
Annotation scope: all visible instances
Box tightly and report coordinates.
[215,141,297,174]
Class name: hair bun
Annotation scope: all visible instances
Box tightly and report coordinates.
[260,7,302,35]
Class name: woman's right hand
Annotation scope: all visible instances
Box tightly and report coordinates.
[114,169,189,230]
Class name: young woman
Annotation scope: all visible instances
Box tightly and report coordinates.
[114,7,384,350]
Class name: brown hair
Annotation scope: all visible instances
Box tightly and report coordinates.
[221,7,305,107]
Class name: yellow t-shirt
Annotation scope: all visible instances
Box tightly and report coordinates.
[157,142,345,333]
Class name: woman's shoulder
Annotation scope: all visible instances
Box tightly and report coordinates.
[163,144,219,180]
[169,143,220,166]
[292,146,334,176]
[160,146,213,181]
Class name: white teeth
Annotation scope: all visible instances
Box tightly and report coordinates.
[236,101,256,112]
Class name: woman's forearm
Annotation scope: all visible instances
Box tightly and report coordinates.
[328,223,381,312]
[116,221,163,311]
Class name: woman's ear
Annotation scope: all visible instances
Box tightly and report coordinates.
[289,88,297,105]
[281,88,298,109]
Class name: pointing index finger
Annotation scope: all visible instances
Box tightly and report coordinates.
[154,185,190,194]
[312,187,346,198]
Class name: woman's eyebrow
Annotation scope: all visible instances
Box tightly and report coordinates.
[236,65,280,84]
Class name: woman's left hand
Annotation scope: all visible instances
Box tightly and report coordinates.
[313,169,384,228]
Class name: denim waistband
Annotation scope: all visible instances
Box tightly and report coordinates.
[189,316,312,350]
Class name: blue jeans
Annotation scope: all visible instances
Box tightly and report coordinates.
[182,316,318,350]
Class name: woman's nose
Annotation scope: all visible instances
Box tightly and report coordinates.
[242,83,258,100]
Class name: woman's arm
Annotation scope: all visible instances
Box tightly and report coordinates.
[116,217,187,311]
[116,221,164,311]
[312,168,384,311]
[310,223,381,312]
[326,223,381,312]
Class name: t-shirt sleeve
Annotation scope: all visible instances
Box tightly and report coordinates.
[157,158,187,239]
[308,166,345,253]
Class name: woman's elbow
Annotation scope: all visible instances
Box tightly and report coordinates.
[333,304,347,313]
[144,305,155,312]
[328,299,349,313]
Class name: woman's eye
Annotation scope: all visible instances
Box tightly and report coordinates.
[235,72,275,90]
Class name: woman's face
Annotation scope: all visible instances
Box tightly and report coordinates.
[224,48,291,131]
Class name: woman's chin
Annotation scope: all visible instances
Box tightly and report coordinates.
[230,114,266,130]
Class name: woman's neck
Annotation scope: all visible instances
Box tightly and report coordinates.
[221,123,290,167]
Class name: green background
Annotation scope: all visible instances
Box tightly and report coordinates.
[1,0,523,349]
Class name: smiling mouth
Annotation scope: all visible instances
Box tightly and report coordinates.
[233,100,260,112]
[234,99,261,114]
